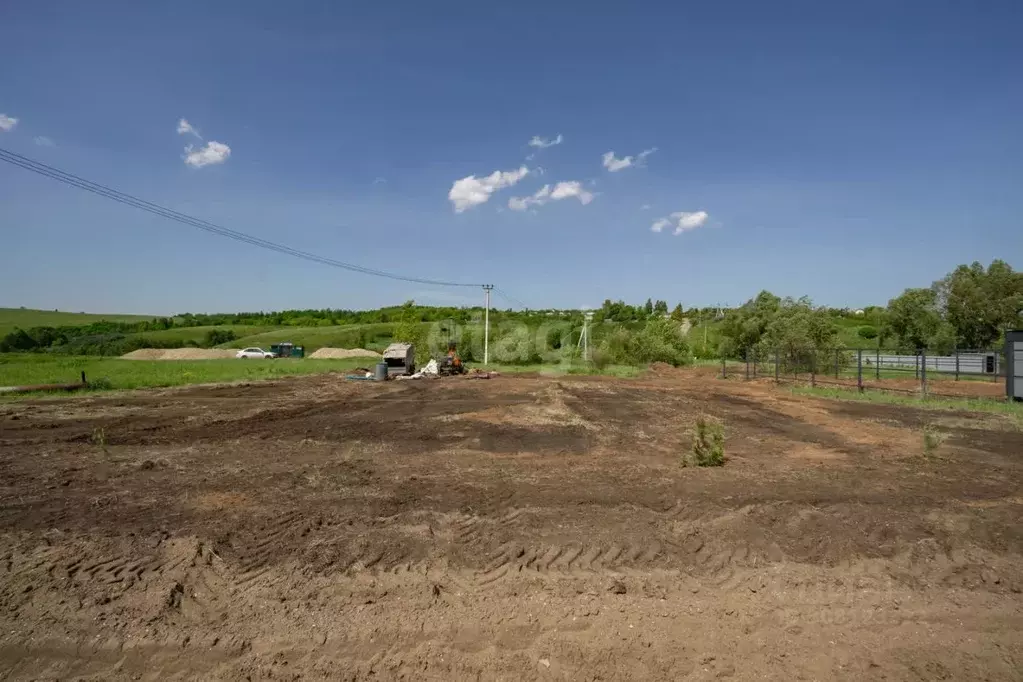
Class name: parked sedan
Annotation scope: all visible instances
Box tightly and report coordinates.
[236,347,275,359]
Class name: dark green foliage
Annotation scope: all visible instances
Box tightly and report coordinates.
[718,293,839,362]
[596,318,692,367]
[0,328,36,352]
[857,326,878,340]
[203,328,237,347]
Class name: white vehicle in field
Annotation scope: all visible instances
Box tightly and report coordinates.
[236,347,275,359]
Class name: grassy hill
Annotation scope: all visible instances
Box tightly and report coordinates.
[133,325,281,345]
[226,323,399,352]
[0,308,156,336]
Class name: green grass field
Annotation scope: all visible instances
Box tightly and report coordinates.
[0,353,645,396]
[0,354,374,393]
[227,322,400,352]
[0,307,156,336]
[790,385,1023,426]
[134,325,281,345]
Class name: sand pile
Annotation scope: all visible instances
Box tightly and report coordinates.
[308,347,381,360]
[121,348,239,360]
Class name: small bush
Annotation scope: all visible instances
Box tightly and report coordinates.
[687,415,725,467]
[590,347,610,370]
[923,426,946,457]
[90,427,107,451]
[857,326,878,340]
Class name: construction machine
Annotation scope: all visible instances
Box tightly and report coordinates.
[438,341,466,376]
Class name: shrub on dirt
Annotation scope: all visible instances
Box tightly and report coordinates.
[923,426,947,457]
[687,415,725,467]
[90,427,108,452]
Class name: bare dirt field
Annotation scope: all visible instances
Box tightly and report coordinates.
[1,371,1022,680]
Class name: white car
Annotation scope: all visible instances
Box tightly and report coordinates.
[236,347,275,359]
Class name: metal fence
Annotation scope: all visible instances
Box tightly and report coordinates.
[721,346,1007,399]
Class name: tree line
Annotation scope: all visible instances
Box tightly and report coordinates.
[716,260,1022,357]
[2,259,1020,360]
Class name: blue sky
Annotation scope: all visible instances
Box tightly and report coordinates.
[2,0,1021,314]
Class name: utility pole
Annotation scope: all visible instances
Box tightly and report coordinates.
[578,311,593,362]
[483,284,493,366]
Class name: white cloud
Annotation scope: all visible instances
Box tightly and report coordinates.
[508,180,594,211]
[671,210,709,233]
[550,181,594,204]
[0,114,18,132]
[602,146,657,172]
[183,141,231,168]
[528,134,563,149]
[448,166,529,212]
[640,203,652,211]
[177,118,201,138]
[33,136,55,147]
[651,210,710,235]
[650,218,671,233]
[508,184,552,211]
[373,176,387,185]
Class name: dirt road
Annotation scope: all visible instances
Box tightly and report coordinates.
[1,372,1022,680]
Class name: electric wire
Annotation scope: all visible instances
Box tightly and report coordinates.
[493,287,530,310]
[0,147,483,288]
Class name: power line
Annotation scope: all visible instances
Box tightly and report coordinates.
[0,147,483,289]
[493,287,530,310]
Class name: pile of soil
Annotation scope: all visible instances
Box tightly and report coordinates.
[121,348,238,360]
[308,347,381,359]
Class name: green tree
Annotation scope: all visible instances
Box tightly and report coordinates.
[938,260,1023,349]
[654,300,668,315]
[718,291,781,357]
[670,304,685,322]
[644,298,654,316]
[392,301,418,342]
[886,287,943,349]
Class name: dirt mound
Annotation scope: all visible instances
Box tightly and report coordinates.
[120,348,165,360]
[121,348,238,360]
[308,347,381,359]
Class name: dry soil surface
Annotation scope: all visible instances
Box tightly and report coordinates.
[1,371,1022,680]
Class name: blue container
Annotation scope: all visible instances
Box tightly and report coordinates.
[374,362,388,381]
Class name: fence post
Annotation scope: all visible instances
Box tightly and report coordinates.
[752,348,757,379]
[915,352,920,380]
[876,347,880,380]
[811,351,816,388]
[857,349,863,392]
[921,348,928,398]
[993,351,999,383]
[775,349,780,383]
[834,349,840,379]
[745,350,750,380]
[721,355,726,379]
[954,347,960,381]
